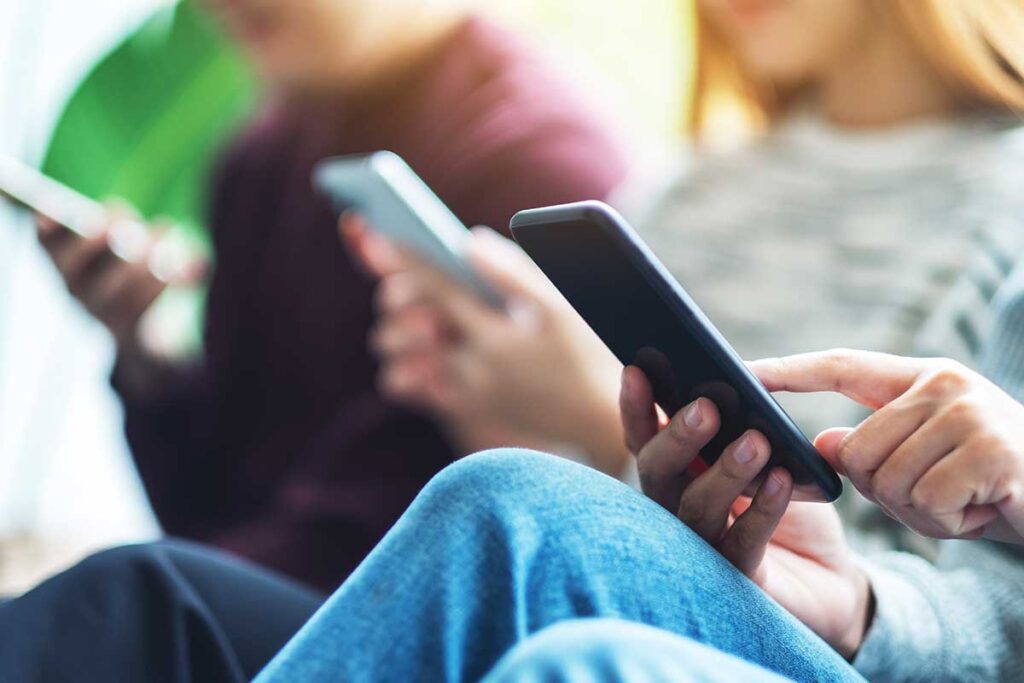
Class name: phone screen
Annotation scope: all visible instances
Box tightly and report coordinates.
[512,207,841,501]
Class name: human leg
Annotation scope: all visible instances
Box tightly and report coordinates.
[258,450,860,683]
[0,539,323,683]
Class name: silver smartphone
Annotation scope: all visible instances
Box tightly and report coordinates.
[313,151,502,307]
[0,155,104,237]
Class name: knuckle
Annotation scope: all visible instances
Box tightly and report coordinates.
[720,449,756,481]
[718,459,745,482]
[667,415,697,446]
[909,481,943,514]
[676,494,706,528]
[835,434,860,473]
[918,364,970,399]
[942,395,983,428]
[872,474,905,507]
[825,348,856,383]
[724,523,755,557]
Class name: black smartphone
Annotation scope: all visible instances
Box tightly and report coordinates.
[510,200,842,502]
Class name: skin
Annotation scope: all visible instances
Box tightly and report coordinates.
[35,210,197,342]
[342,216,628,476]
[619,364,871,659]
[750,350,1024,545]
[698,0,961,126]
[201,0,465,99]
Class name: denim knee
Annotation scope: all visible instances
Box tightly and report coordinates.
[421,448,565,502]
[416,448,629,519]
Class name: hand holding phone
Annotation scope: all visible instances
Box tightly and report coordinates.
[618,363,872,658]
[34,212,170,347]
[1,156,201,348]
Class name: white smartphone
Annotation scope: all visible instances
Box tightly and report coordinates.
[0,155,105,237]
[313,151,502,307]
[0,155,190,281]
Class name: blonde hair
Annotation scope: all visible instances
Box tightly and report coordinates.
[689,0,1024,140]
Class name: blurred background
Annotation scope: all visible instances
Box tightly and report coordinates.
[0,0,694,592]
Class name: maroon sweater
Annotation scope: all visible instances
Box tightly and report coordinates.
[116,17,627,591]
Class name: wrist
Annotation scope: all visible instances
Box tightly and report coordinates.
[836,566,875,660]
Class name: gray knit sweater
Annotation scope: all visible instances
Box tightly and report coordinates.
[853,262,1024,682]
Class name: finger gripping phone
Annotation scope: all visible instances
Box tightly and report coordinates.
[510,201,842,502]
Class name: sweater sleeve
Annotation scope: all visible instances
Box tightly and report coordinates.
[853,542,1024,682]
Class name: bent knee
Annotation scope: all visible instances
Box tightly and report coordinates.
[425,449,556,500]
[67,540,207,589]
[73,543,164,579]
[419,448,617,515]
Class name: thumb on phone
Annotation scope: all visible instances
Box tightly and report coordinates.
[338,212,407,277]
[812,427,854,474]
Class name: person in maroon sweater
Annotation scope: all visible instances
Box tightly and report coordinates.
[36,1,627,591]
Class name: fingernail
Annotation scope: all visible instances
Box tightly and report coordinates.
[763,472,783,496]
[734,434,757,464]
[683,400,703,428]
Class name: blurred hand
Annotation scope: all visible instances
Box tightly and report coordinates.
[619,365,871,658]
[36,206,202,351]
[751,349,1024,545]
[340,214,630,476]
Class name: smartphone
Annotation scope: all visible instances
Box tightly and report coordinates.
[510,200,842,502]
[0,155,104,237]
[313,151,502,307]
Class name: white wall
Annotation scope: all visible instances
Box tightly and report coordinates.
[0,0,165,593]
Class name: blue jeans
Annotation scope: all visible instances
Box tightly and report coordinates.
[256,450,863,682]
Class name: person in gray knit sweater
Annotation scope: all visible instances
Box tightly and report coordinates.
[255,274,1024,683]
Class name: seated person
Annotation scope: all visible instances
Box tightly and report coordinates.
[356,0,1024,488]
[3,262,1024,682]
[35,0,627,590]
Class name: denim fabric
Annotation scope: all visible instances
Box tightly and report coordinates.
[484,619,795,682]
[256,449,862,683]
